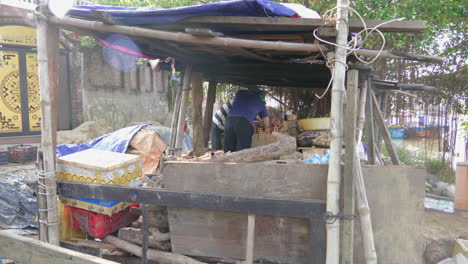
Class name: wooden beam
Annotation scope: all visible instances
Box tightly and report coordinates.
[354,49,443,63]
[342,69,358,264]
[372,80,437,91]
[182,16,427,33]
[36,10,60,245]
[60,241,102,257]
[203,80,217,147]
[0,231,117,264]
[191,72,205,156]
[57,181,326,219]
[371,91,401,165]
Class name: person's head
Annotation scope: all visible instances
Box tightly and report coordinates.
[256,89,266,103]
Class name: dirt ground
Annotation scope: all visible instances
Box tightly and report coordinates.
[423,210,468,241]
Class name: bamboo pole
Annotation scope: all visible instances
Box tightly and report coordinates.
[36,10,60,246]
[353,155,378,264]
[371,91,401,165]
[203,80,217,147]
[342,69,359,264]
[45,16,444,63]
[354,77,378,264]
[191,72,205,156]
[326,0,349,263]
[37,151,48,242]
[175,65,192,157]
[48,16,324,53]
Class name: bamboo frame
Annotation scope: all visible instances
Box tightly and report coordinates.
[44,16,444,63]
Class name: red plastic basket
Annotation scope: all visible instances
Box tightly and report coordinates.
[8,145,37,163]
[0,150,9,165]
[70,204,139,238]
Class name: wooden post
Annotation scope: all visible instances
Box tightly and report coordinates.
[356,79,368,143]
[342,69,358,264]
[203,80,217,147]
[168,74,183,155]
[36,10,60,245]
[371,91,401,165]
[377,92,388,152]
[326,0,349,263]
[374,93,382,150]
[245,214,256,264]
[365,79,376,165]
[191,72,205,156]
[175,65,192,157]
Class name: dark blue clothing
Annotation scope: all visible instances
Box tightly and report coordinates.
[223,116,254,152]
[228,90,268,123]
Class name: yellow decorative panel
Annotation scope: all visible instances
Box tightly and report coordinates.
[0,51,22,133]
[0,25,37,47]
[0,25,63,48]
[26,53,41,131]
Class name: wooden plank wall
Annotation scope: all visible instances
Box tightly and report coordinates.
[164,162,425,264]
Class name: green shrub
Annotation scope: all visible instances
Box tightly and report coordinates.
[382,145,455,183]
[425,158,443,175]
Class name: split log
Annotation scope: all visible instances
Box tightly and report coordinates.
[103,236,206,264]
[213,132,296,163]
[118,227,171,251]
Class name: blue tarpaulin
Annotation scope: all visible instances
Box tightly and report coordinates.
[56,125,146,157]
[56,124,194,157]
[69,0,297,24]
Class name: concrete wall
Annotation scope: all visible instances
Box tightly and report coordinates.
[81,48,170,130]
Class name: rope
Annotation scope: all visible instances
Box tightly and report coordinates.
[312,4,404,99]
[36,170,59,230]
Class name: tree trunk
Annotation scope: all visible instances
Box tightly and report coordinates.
[203,80,217,148]
[191,72,205,156]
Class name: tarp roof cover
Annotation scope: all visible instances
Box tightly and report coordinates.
[69,0,298,24]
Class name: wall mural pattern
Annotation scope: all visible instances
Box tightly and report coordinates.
[0,50,22,133]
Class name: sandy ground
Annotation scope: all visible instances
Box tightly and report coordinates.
[424,209,468,241]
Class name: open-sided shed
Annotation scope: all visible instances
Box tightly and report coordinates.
[0,1,443,264]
